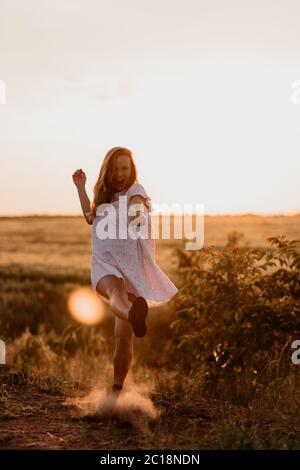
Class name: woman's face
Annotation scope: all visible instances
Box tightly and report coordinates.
[112,154,132,192]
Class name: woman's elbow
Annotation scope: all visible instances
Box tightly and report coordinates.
[85,216,93,225]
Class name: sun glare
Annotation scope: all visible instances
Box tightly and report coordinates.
[67,287,105,325]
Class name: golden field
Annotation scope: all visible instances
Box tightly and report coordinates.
[0,214,299,450]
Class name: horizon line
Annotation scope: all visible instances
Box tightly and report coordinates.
[0,211,300,218]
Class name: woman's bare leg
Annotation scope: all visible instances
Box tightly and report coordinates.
[96,275,133,322]
[113,314,134,387]
[113,292,136,387]
[96,277,137,388]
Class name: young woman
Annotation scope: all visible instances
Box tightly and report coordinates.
[72,146,179,394]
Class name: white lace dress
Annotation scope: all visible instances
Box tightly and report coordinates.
[90,182,179,308]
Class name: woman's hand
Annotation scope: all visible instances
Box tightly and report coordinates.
[72,169,86,189]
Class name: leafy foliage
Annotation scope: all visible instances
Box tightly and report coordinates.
[171,233,300,404]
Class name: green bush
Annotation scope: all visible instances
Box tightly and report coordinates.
[171,233,300,404]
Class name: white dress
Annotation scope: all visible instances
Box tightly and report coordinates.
[90,182,179,308]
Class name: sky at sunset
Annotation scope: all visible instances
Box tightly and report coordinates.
[0,0,300,215]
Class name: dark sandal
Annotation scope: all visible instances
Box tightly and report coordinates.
[128,296,148,337]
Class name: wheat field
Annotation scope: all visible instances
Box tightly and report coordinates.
[0,214,299,450]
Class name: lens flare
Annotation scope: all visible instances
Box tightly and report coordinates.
[67,287,105,325]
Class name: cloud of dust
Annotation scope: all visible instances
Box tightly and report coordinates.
[64,374,160,433]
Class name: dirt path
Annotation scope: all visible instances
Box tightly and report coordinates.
[0,380,222,450]
[1,379,299,450]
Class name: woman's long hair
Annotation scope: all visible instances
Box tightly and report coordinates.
[88,147,138,218]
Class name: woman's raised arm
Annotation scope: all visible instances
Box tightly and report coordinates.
[72,169,94,225]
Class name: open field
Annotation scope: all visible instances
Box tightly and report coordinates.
[0,215,299,449]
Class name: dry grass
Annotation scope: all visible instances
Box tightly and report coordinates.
[0,215,299,449]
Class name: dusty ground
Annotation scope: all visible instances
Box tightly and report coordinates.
[1,372,299,450]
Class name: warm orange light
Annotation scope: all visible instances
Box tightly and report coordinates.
[67,287,105,325]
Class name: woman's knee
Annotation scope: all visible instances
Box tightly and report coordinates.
[96,275,125,298]
[114,317,133,344]
[114,335,133,361]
